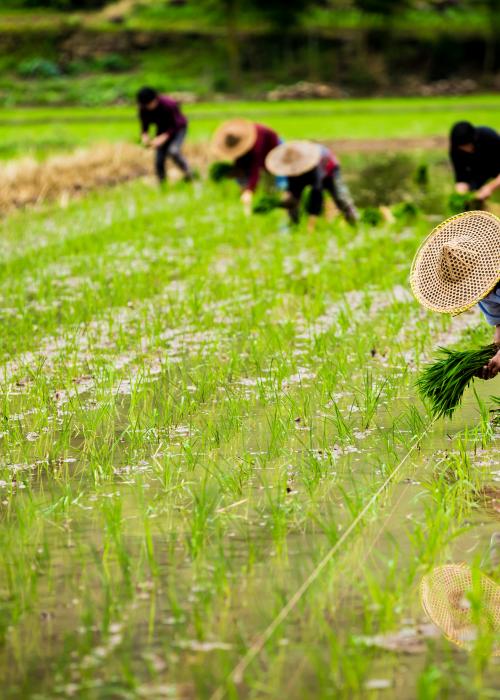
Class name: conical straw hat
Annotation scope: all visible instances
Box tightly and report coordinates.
[410,211,500,314]
[211,119,257,160]
[265,140,323,177]
[420,564,500,654]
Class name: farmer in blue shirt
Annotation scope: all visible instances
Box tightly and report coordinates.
[410,210,500,379]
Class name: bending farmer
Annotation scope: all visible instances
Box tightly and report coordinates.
[449,121,500,203]
[265,140,358,226]
[410,210,500,379]
[137,86,193,184]
[211,119,281,214]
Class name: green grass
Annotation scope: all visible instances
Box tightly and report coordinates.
[0,94,498,160]
[0,165,499,698]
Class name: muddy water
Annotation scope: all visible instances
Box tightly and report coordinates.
[1,378,500,698]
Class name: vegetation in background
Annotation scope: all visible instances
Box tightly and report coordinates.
[0,0,497,102]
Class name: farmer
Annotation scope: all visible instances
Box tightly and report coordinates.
[211,119,281,214]
[449,121,500,203]
[265,140,358,226]
[410,210,500,379]
[137,86,193,184]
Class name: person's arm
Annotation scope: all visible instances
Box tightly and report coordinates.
[152,101,174,145]
[477,296,500,379]
[476,174,500,201]
[479,328,500,379]
[238,149,261,214]
[241,188,253,215]
[450,149,470,191]
[139,110,151,145]
[151,133,169,147]
[243,152,260,193]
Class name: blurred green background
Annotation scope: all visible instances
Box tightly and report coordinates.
[0,0,498,106]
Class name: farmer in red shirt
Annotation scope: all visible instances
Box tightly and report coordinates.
[266,140,358,226]
[211,119,281,214]
[137,86,193,184]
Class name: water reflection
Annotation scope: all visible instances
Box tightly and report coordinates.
[420,561,500,655]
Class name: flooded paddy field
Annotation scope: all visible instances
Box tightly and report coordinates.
[1,169,499,699]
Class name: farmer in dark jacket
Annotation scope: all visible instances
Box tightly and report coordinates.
[211,119,281,214]
[137,86,192,184]
[449,121,500,202]
[265,140,358,227]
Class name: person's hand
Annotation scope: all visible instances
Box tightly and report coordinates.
[241,189,253,216]
[476,183,492,201]
[455,182,469,194]
[152,133,169,147]
[280,192,295,209]
[307,215,318,233]
[141,133,151,147]
[477,349,500,380]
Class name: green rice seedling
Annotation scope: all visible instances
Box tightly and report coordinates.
[356,370,387,429]
[414,163,429,188]
[208,161,234,182]
[360,206,384,226]
[417,344,498,418]
[3,138,500,698]
[252,192,283,214]
[448,191,480,214]
[392,200,420,220]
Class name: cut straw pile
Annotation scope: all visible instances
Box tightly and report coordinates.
[0,142,213,213]
[417,344,498,418]
[0,143,152,213]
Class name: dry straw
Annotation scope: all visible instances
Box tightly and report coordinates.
[0,141,215,213]
[0,143,152,213]
[421,564,500,655]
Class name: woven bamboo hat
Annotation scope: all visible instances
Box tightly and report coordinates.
[211,119,257,160]
[265,140,322,177]
[420,564,500,654]
[410,211,500,314]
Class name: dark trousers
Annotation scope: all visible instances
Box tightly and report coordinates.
[155,127,191,182]
[288,168,358,224]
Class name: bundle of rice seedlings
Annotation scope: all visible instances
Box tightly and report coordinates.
[360,206,384,226]
[392,201,420,220]
[209,161,234,182]
[252,192,282,214]
[448,191,479,215]
[417,344,498,418]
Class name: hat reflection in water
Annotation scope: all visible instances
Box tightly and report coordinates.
[420,564,500,654]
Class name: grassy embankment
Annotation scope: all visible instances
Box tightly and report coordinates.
[1,94,499,161]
